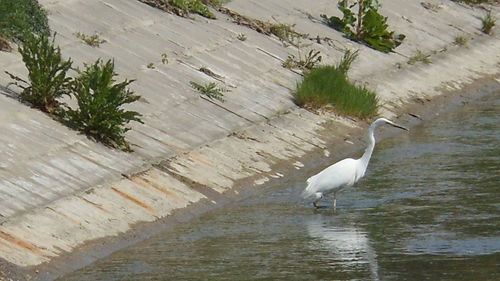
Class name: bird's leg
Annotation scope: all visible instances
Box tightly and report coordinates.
[332,193,337,210]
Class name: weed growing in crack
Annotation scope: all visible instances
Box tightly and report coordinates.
[269,23,306,46]
[190,81,228,102]
[481,10,496,35]
[336,49,359,75]
[5,32,72,113]
[321,0,405,53]
[453,35,468,46]
[282,49,322,72]
[74,32,106,47]
[6,32,143,151]
[61,59,143,151]
[407,50,431,65]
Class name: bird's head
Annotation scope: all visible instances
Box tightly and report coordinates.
[372,117,409,131]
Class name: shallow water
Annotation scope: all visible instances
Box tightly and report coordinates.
[62,92,499,281]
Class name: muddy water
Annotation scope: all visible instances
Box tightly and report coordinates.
[62,92,499,281]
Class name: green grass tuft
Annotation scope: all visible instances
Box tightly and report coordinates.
[408,50,431,65]
[453,35,468,46]
[295,66,378,119]
[0,0,50,42]
[481,10,496,35]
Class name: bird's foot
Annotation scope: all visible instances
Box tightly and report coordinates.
[313,202,327,209]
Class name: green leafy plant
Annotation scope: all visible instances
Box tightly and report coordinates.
[74,32,107,47]
[407,50,431,65]
[481,10,496,35]
[61,59,143,151]
[321,0,405,53]
[190,81,227,102]
[0,0,50,42]
[5,33,72,113]
[282,49,322,71]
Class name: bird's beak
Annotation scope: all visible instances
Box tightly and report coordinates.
[390,123,409,131]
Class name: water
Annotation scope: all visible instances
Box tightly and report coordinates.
[62,92,500,281]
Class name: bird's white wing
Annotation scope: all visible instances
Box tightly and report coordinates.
[304,158,359,196]
[306,173,318,184]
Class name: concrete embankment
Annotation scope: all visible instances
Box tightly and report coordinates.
[0,0,499,279]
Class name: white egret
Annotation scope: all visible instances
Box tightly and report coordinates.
[302,117,408,209]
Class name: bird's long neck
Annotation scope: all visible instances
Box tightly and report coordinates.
[360,125,376,169]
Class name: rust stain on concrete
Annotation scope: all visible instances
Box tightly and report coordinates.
[110,186,156,214]
[129,176,179,199]
[45,207,81,225]
[187,151,214,166]
[0,231,43,255]
[77,196,115,215]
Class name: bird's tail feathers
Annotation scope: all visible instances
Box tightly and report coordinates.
[301,174,319,198]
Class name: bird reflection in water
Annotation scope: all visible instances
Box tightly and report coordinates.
[306,215,380,281]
